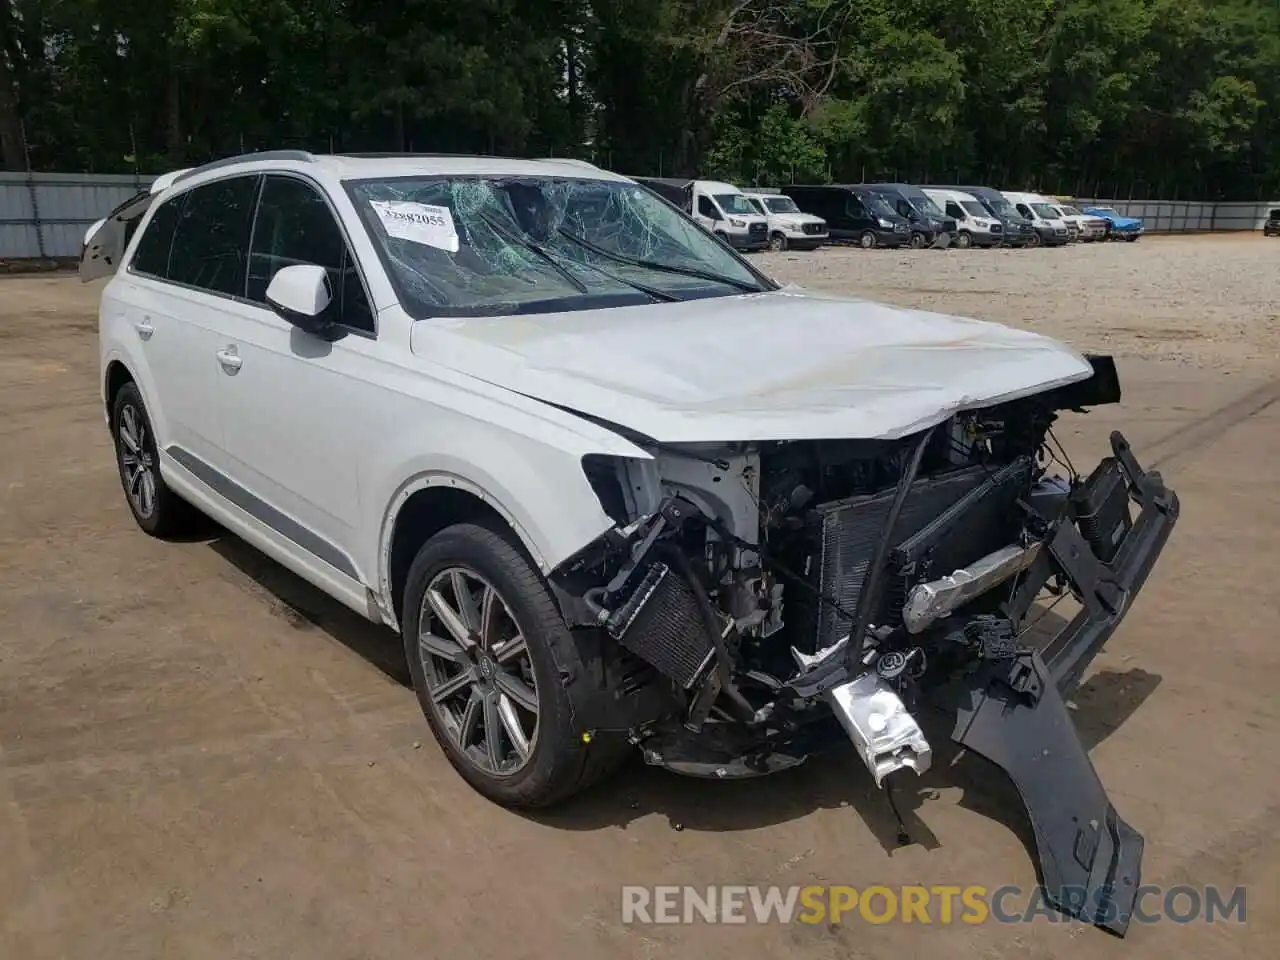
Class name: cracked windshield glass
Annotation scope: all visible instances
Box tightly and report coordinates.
[348,176,765,317]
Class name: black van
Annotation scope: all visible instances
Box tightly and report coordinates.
[860,183,957,248]
[780,185,911,248]
[929,185,1036,246]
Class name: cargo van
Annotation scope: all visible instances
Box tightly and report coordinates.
[781,185,912,248]
[861,183,955,248]
[921,188,1004,248]
[1001,191,1072,246]
[926,185,1035,247]
[630,177,770,251]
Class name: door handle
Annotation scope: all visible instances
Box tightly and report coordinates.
[216,346,243,373]
[134,319,154,340]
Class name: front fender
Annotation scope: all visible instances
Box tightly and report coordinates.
[366,420,652,623]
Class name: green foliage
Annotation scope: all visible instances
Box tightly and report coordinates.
[0,0,1276,197]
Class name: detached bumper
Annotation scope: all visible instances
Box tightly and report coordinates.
[952,432,1179,936]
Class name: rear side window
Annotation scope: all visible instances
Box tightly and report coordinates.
[167,175,260,296]
[131,197,183,277]
[248,175,374,333]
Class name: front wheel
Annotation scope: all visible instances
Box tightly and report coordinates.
[402,523,624,808]
[909,232,926,249]
[859,230,877,249]
[954,231,973,249]
[769,233,788,251]
[1027,231,1043,247]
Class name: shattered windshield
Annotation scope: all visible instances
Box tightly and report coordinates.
[864,193,899,218]
[1032,203,1061,220]
[746,197,766,215]
[1062,205,1083,216]
[347,176,767,317]
[714,193,759,216]
[961,200,987,217]
[988,198,1017,218]
[764,197,801,214]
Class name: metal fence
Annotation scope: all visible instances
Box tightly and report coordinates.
[0,172,154,260]
[1072,198,1278,233]
[0,171,1276,261]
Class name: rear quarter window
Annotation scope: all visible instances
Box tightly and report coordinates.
[131,197,184,278]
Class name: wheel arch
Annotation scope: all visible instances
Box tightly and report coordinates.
[104,358,136,421]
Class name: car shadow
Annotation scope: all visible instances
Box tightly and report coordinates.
[204,531,412,688]
[197,533,1162,857]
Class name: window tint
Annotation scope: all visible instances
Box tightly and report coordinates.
[945,201,965,220]
[248,175,374,333]
[131,197,183,277]
[697,195,718,219]
[167,176,259,295]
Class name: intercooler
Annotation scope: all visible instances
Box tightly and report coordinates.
[793,459,1033,650]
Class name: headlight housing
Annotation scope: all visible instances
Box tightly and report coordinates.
[729,218,745,227]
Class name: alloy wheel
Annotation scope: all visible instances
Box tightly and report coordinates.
[417,566,539,776]
[117,402,158,520]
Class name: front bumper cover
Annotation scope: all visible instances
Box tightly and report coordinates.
[952,431,1179,936]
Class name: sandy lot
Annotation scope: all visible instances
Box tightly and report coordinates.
[1,236,1277,959]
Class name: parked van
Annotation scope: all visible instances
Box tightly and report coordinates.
[1002,191,1072,246]
[927,185,1034,246]
[631,177,770,251]
[921,188,1004,248]
[861,183,955,248]
[781,185,912,248]
[741,190,829,250]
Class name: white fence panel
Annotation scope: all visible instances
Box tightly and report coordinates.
[0,172,153,259]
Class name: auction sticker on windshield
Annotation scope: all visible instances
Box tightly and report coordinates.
[370,200,459,253]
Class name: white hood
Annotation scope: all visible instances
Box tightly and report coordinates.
[410,289,1093,443]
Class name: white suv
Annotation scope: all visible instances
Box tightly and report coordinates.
[82,153,1178,922]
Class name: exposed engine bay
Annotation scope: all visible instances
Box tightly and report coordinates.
[550,355,1180,937]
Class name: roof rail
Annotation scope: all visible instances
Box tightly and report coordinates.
[537,157,599,169]
[172,149,316,185]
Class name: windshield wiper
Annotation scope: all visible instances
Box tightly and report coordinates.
[474,210,590,294]
[556,228,765,294]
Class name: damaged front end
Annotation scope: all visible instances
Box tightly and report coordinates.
[550,356,1178,936]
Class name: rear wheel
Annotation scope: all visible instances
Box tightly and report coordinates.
[110,382,197,538]
[859,230,877,249]
[402,523,625,808]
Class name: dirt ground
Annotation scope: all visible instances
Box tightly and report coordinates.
[1,235,1277,959]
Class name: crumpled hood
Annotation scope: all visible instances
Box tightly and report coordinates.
[410,289,1093,443]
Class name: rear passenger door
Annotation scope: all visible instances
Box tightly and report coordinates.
[125,175,259,468]
[214,173,379,583]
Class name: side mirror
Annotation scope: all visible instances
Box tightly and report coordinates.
[265,264,338,338]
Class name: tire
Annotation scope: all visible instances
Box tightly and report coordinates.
[909,232,926,249]
[402,522,625,808]
[955,231,973,249]
[1027,231,1043,248]
[859,230,877,249]
[1124,234,1138,242]
[110,382,198,538]
[769,233,788,251]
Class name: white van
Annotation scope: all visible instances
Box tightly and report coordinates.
[632,177,771,251]
[742,190,828,250]
[1001,191,1072,246]
[921,188,1004,248]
